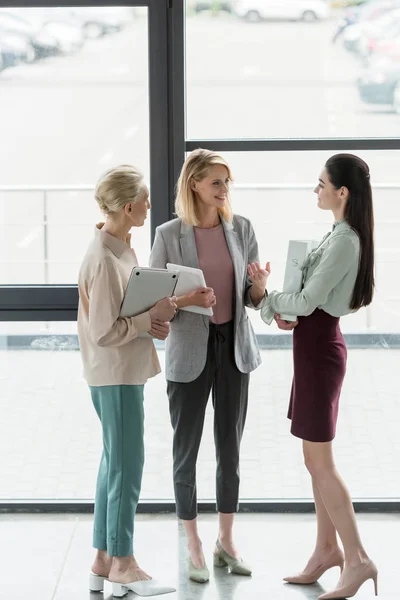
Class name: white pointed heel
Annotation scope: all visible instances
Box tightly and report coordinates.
[112,580,176,597]
[89,572,108,592]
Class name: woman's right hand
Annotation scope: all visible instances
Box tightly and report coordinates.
[149,296,177,322]
[182,287,216,309]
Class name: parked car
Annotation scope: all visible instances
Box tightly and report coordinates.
[358,11,400,60]
[342,1,400,52]
[0,11,82,58]
[235,0,330,22]
[357,56,400,112]
[67,7,133,39]
[330,0,368,7]
[189,1,234,12]
[0,28,35,70]
[7,9,84,55]
[353,8,400,57]
[371,34,400,61]
[0,12,58,58]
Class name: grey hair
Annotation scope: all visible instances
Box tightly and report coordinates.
[95,165,146,215]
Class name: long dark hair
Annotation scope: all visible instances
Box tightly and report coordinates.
[325,153,374,310]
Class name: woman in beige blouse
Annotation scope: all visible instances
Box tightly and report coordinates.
[78,165,176,598]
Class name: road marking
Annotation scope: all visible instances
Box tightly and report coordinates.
[242,66,260,77]
[100,152,113,164]
[125,125,138,138]
[17,228,41,248]
[113,66,130,75]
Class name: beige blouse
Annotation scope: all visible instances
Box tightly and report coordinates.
[77,224,161,386]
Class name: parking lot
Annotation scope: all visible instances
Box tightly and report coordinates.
[2,9,400,179]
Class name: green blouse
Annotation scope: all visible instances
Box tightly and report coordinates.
[261,220,361,324]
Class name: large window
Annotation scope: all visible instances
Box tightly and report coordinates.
[0,6,150,284]
[184,1,400,505]
[1,1,399,506]
[186,1,400,139]
[0,0,177,506]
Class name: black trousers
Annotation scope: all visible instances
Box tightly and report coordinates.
[167,321,249,520]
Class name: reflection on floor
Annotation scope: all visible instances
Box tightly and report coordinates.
[2,512,398,600]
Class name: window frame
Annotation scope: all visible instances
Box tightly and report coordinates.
[1,0,398,510]
[0,0,185,320]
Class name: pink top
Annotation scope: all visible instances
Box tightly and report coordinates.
[194,224,235,325]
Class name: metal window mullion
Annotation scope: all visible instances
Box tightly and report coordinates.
[168,0,185,219]
[0,1,151,7]
[148,0,172,238]
[185,138,400,152]
[148,0,185,232]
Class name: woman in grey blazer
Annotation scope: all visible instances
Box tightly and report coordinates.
[149,149,268,583]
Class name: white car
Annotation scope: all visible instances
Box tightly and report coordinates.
[235,0,330,22]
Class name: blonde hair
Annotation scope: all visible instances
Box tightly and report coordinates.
[175,149,233,226]
[95,165,146,215]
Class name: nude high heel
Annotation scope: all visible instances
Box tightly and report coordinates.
[283,550,344,585]
[318,560,378,599]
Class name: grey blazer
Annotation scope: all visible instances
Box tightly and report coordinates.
[149,215,263,383]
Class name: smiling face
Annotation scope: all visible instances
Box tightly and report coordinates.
[190,165,230,211]
[314,168,348,213]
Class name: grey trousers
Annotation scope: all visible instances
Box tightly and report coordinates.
[167,321,249,520]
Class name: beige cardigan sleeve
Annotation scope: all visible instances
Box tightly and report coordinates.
[88,257,151,347]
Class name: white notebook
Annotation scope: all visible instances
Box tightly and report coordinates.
[166,263,213,316]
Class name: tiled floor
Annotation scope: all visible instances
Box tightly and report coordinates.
[2,512,398,600]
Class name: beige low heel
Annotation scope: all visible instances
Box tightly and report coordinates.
[213,554,228,568]
[188,557,210,583]
[213,540,252,576]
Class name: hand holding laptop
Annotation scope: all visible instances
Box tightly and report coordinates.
[147,297,177,340]
[119,267,179,339]
[149,296,177,322]
[148,319,171,340]
[178,287,216,311]
[166,263,215,316]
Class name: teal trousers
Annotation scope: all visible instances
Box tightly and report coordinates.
[90,384,145,556]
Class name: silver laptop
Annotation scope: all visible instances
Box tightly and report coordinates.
[120,266,179,318]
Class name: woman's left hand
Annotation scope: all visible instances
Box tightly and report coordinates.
[274,314,298,331]
[149,320,170,340]
[247,261,271,292]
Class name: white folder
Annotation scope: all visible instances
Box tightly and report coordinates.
[166,263,213,316]
[280,240,318,322]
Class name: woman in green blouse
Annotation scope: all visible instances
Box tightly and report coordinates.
[256,154,377,600]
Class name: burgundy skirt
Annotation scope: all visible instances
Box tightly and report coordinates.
[287,309,347,443]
